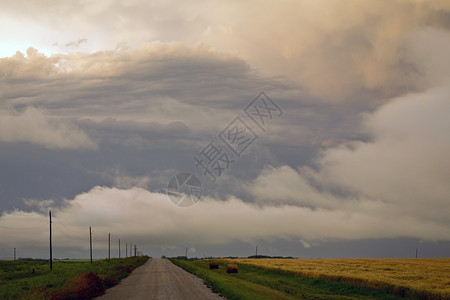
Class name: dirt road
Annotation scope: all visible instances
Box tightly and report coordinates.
[96,258,225,300]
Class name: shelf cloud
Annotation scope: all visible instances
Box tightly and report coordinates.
[1,0,449,258]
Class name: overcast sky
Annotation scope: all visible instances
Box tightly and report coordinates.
[1,0,449,259]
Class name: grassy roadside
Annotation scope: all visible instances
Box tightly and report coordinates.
[0,256,149,299]
[171,259,417,300]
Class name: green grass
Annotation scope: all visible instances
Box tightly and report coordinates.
[171,259,420,300]
[0,256,149,299]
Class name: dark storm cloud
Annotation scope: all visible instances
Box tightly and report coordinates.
[0,43,375,217]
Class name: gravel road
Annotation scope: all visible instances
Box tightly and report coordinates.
[95,258,225,300]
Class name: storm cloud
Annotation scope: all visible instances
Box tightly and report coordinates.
[1,0,449,259]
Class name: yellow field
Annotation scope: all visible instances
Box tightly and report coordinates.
[223,258,450,299]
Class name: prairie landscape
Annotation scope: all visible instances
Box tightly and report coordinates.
[226,258,450,299]
[1,1,450,300]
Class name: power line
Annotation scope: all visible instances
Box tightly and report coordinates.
[52,217,79,234]
[52,223,84,241]
[0,223,47,230]
[48,217,85,241]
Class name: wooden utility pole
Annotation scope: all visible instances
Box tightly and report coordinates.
[89,226,93,264]
[416,248,418,258]
[119,239,121,258]
[14,248,16,261]
[185,247,188,258]
[49,210,52,270]
[134,244,137,257]
[108,233,111,260]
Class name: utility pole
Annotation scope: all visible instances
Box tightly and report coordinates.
[119,239,121,258]
[185,247,188,258]
[134,244,137,257]
[89,226,93,264]
[126,243,128,258]
[14,248,16,261]
[108,233,111,260]
[416,248,418,258]
[256,246,258,257]
[49,210,52,270]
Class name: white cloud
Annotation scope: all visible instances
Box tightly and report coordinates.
[1,180,448,251]
[2,0,450,101]
[0,107,97,150]
[248,165,342,209]
[247,80,450,239]
[113,175,151,190]
[311,82,450,222]
[406,28,450,87]
[300,240,311,249]
[203,0,450,101]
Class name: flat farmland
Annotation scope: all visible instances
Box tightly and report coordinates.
[225,258,450,299]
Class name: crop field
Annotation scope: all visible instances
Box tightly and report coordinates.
[172,259,418,300]
[225,258,450,300]
[0,256,148,299]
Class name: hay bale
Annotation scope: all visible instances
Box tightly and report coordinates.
[209,262,219,269]
[226,264,238,273]
[50,272,104,300]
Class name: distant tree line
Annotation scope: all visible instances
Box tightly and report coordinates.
[166,255,294,261]
[247,255,294,259]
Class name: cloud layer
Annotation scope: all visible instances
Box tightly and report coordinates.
[1,0,449,258]
[0,107,96,149]
[3,0,450,101]
[208,0,450,101]
[2,82,450,250]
